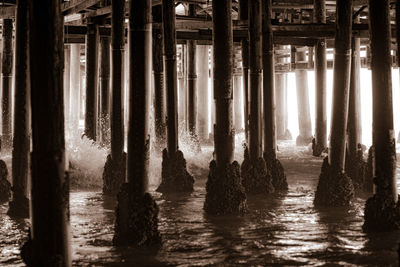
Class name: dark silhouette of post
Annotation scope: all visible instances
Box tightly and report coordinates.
[8,0,30,218]
[187,4,198,143]
[85,23,99,141]
[204,0,247,215]
[2,19,13,150]
[248,0,262,162]
[164,0,178,156]
[262,0,287,191]
[314,0,354,207]
[157,0,194,193]
[113,0,161,246]
[102,0,126,196]
[295,47,312,146]
[313,0,327,156]
[363,0,400,232]
[22,0,71,265]
[153,5,166,151]
[99,36,111,146]
[239,0,249,143]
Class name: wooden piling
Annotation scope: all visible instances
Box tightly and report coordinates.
[99,36,111,146]
[70,44,81,130]
[85,23,99,141]
[163,0,179,155]
[152,5,166,150]
[239,0,249,143]
[313,0,327,156]
[197,45,209,142]
[363,0,399,232]
[113,0,161,246]
[8,0,30,218]
[64,46,70,123]
[295,47,312,146]
[24,0,71,264]
[328,0,352,172]
[2,19,13,150]
[248,0,262,161]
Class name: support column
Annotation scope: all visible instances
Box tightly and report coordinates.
[239,0,249,144]
[313,0,327,156]
[2,19,13,150]
[233,47,242,132]
[85,23,99,141]
[102,0,126,196]
[363,0,400,232]
[262,0,288,191]
[295,47,313,146]
[314,0,354,207]
[22,1,71,265]
[204,0,247,215]
[152,5,166,152]
[8,0,29,218]
[197,45,209,142]
[178,45,186,131]
[157,0,194,193]
[345,30,368,191]
[64,45,71,124]
[241,0,274,194]
[70,44,81,131]
[113,0,161,246]
[275,49,291,140]
[99,36,111,146]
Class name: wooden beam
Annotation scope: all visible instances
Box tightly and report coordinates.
[62,0,101,15]
[0,6,15,19]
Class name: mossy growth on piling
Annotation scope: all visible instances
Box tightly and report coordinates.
[312,137,327,157]
[314,157,354,206]
[157,149,194,193]
[241,147,274,194]
[204,160,247,215]
[8,194,29,218]
[264,151,288,191]
[113,183,161,247]
[102,152,127,195]
[0,160,11,203]
[345,144,370,193]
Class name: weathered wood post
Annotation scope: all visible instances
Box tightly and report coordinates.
[102,0,126,196]
[313,0,327,156]
[157,0,194,193]
[64,45,71,124]
[2,19,13,150]
[275,46,291,140]
[187,5,199,150]
[345,21,368,191]
[233,47,243,132]
[8,0,30,218]
[314,0,354,207]
[70,44,81,130]
[204,0,247,215]
[262,0,288,191]
[178,45,186,131]
[241,0,274,194]
[22,0,71,265]
[197,45,209,142]
[239,0,249,144]
[295,47,313,146]
[363,0,400,232]
[85,23,99,141]
[152,5,166,151]
[113,0,161,246]
[99,36,111,146]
